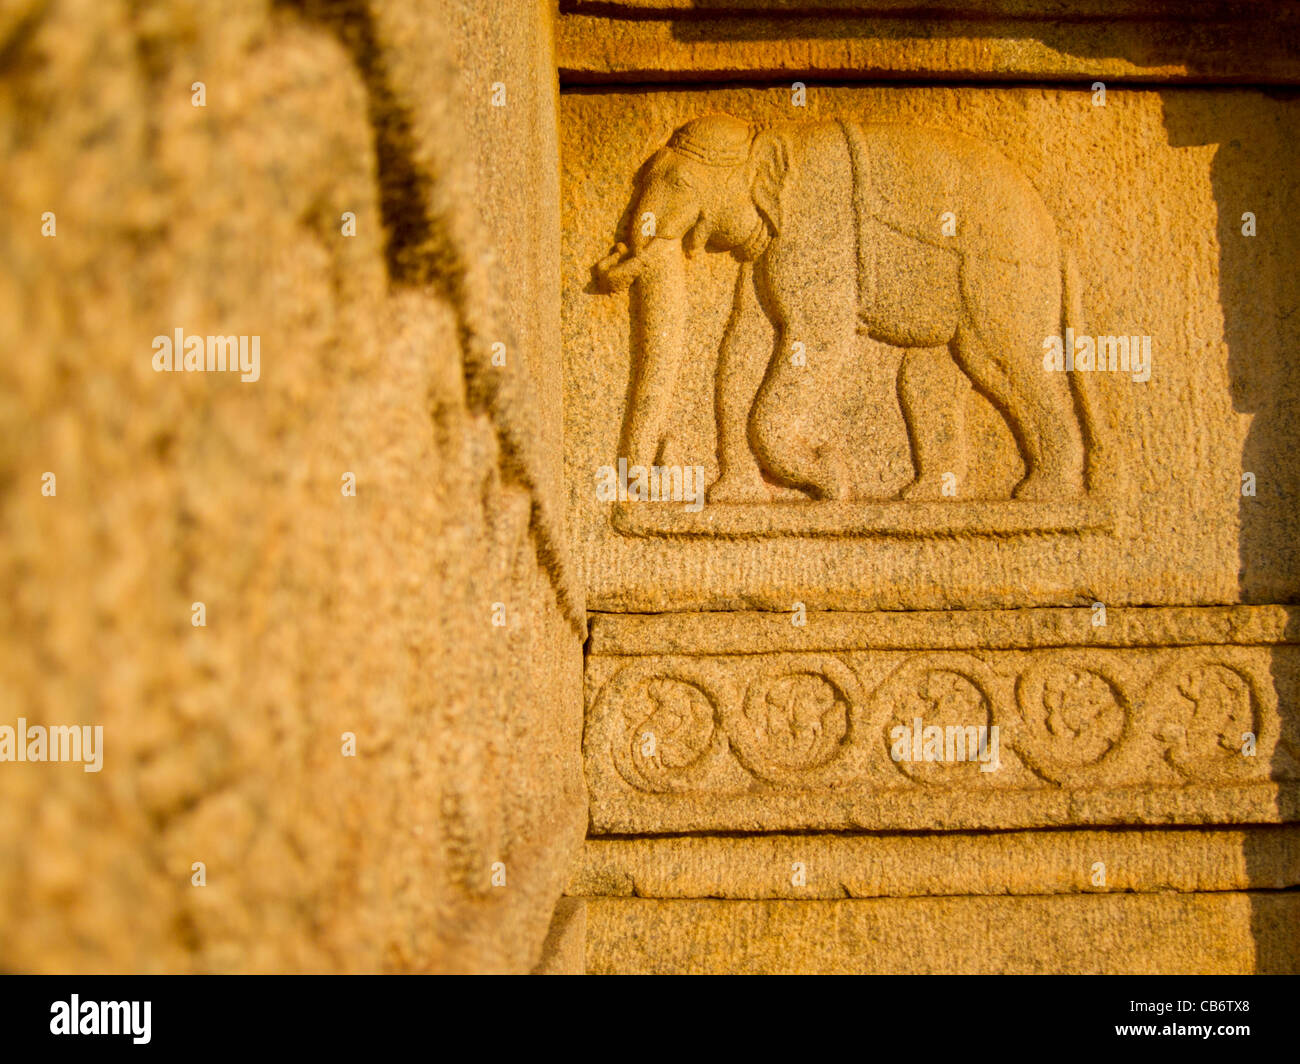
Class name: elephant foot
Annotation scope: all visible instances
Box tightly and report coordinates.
[1011,471,1069,501]
[806,462,853,502]
[708,472,770,504]
[809,481,852,502]
[899,475,949,501]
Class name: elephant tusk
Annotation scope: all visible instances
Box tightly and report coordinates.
[595,245,645,293]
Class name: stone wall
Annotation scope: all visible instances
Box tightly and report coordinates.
[0,0,584,974]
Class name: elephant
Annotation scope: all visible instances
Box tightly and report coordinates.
[593,112,1089,503]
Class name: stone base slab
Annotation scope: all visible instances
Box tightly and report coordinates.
[585,894,1300,974]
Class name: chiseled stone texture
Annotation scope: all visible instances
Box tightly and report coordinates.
[0,0,584,973]
[586,894,1300,974]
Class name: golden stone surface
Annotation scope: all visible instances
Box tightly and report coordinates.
[1,0,1296,975]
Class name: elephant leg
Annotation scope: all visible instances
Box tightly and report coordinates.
[950,265,1085,500]
[749,308,857,501]
[1010,364,1085,500]
[898,346,968,500]
[709,262,773,504]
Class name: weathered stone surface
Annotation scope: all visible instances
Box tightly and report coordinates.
[585,894,1300,974]
[0,0,584,974]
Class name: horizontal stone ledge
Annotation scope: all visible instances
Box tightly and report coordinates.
[558,12,1300,85]
[611,497,1114,538]
[588,605,1300,655]
[590,782,1300,834]
[564,0,1271,17]
[570,826,1300,899]
[584,893,1300,973]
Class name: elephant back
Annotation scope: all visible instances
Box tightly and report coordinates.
[847,121,1059,270]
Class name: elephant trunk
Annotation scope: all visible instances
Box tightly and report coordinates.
[620,238,686,468]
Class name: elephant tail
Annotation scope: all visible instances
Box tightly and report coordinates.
[1062,245,1082,340]
[1061,244,1102,493]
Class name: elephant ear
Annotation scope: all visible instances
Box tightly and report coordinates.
[749,129,791,237]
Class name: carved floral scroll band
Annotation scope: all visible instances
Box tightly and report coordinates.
[588,651,1297,795]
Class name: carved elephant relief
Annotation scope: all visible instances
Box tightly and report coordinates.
[595,113,1092,503]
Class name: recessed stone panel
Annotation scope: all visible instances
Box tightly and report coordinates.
[561,86,1300,611]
